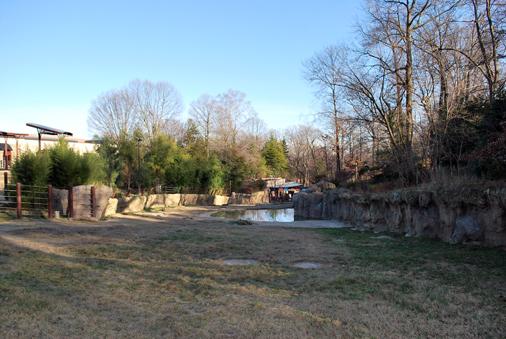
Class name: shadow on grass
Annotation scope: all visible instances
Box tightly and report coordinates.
[319,228,506,292]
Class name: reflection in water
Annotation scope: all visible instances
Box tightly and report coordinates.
[241,208,294,223]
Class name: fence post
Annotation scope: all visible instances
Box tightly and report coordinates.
[90,186,96,218]
[68,186,73,218]
[47,185,53,219]
[16,182,21,219]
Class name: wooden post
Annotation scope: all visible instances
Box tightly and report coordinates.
[90,186,96,218]
[3,172,7,190]
[16,182,21,219]
[67,186,73,218]
[47,185,53,219]
[3,138,7,170]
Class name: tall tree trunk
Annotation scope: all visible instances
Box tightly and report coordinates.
[405,4,414,148]
[333,90,341,182]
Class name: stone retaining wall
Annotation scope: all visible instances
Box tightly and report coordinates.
[229,191,269,205]
[293,188,506,247]
[109,191,269,216]
[50,188,269,219]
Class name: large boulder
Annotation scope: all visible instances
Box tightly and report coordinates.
[145,194,165,210]
[450,215,483,243]
[51,188,69,216]
[212,195,230,206]
[229,191,268,205]
[69,185,113,220]
[309,192,324,219]
[94,186,114,219]
[104,198,118,217]
[118,195,147,213]
[180,194,213,206]
[164,194,181,207]
[317,180,336,191]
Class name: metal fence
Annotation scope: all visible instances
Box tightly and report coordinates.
[0,183,50,218]
[159,185,180,194]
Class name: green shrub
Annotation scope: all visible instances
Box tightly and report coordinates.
[81,153,107,184]
[11,150,50,186]
[48,140,107,188]
[48,140,83,188]
[12,139,107,189]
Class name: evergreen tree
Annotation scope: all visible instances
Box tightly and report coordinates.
[261,136,289,177]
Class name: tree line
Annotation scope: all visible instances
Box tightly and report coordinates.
[303,0,505,186]
[88,80,289,193]
[16,0,504,191]
[88,0,505,191]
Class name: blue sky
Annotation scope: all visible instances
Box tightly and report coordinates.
[0,0,362,138]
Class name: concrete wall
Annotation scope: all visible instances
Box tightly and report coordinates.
[293,188,506,247]
[1,135,96,162]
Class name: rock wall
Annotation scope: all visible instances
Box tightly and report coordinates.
[110,191,267,216]
[104,198,118,218]
[51,188,68,216]
[117,195,148,214]
[51,185,113,220]
[293,188,506,247]
[74,185,113,220]
[51,188,266,219]
[229,191,269,205]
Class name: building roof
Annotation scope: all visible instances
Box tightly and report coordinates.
[0,134,97,144]
[272,181,303,189]
[0,131,29,138]
[0,144,13,151]
[26,122,73,136]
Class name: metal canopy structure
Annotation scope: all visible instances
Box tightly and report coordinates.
[0,131,28,170]
[0,144,13,151]
[0,131,29,138]
[26,123,73,150]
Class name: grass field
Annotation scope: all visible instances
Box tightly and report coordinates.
[0,211,504,338]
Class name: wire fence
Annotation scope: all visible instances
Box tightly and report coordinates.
[0,183,102,220]
[0,183,49,217]
[160,186,181,194]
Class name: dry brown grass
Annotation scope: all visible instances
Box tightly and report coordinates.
[0,209,504,338]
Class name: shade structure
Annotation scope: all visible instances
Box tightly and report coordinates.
[26,123,73,150]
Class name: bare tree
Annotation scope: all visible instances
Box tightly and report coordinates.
[243,111,267,144]
[213,89,256,151]
[286,125,327,185]
[88,88,137,140]
[89,80,183,141]
[300,0,506,184]
[129,79,183,140]
[469,0,504,103]
[303,46,345,181]
[189,94,217,158]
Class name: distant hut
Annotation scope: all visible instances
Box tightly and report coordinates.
[269,181,303,202]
